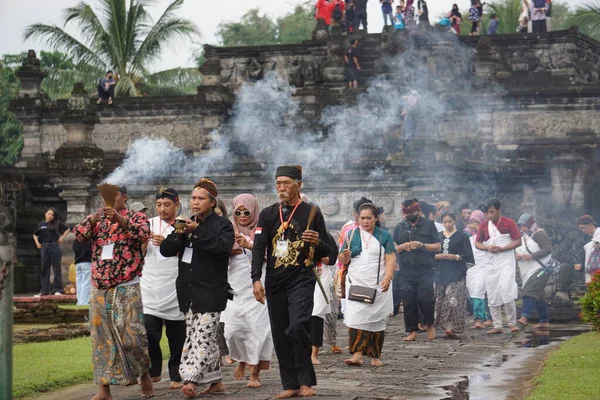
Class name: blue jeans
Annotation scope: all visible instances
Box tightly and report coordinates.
[76,262,92,305]
[521,296,549,323]
[383,11,394,26]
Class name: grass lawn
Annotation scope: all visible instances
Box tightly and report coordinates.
[528,332,600,400]
[58,304,89,310]
[14,330,171,399]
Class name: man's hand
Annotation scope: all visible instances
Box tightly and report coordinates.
[253,281,266,304]
[409,241,424,251]
[302,229,320,245]
[151,234,165,247]
[488,245,501,254]
[104,208,124,225]
[434,253,445,261]
[35,242,41,249]
[574,264,582,271]
[58,238,64,244]
[185,218,199,233]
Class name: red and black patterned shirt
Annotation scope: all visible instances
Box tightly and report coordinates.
[74,209,151,289]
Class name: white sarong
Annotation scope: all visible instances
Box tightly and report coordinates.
[466,235,488,299]
[312,264,333,318]
[483,220,518,307]
[221,253,273,365]
[141,216,183,320]
[344,233,393,332]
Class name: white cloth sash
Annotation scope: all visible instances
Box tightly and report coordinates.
[343,232,393,332]
[141,216,183,320]
[484,220,518,307]
[466,235,488,299]
[312,264,333,318]
[516,233,551,287]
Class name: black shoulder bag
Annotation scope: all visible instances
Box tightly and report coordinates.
[347,230,382,304]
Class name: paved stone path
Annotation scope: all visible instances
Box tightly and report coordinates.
[27,317,583,400]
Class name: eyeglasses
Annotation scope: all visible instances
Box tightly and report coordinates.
[235,210,251,217]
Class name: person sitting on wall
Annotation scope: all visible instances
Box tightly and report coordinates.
[97,70,116,105]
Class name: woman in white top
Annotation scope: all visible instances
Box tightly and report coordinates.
[221,194,273,388]
[575,215,600,283]
[338,203,396,367]
[141,187,186,389]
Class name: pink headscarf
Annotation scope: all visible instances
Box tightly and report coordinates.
[464,209,485,236]
[232,194,259,251]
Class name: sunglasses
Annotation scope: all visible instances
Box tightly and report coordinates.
[235,210,251,217]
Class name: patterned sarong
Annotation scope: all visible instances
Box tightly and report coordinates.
[180,311,222,385]
[90,283,150,385]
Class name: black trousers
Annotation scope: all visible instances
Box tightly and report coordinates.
[310,316,324,347]
[355,12,367,31]
[266,269,317,390]
[399,270,435,332]
[144,313,186,382]
[98,83,115,100]
[532,19,546,33]
[40,242,63,294]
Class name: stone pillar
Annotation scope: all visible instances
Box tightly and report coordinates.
[550,154,586,214]
[10,50,49,169]
[49,83,104,225]
[0,179,18,398]
[474,36,497,88]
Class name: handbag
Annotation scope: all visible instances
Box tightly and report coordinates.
[347,230,382,305]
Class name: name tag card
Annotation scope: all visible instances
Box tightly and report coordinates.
[275,240,290,258]
[182,247,193,264]
[101,243,115,260]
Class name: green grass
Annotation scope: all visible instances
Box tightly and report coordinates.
[14,330,171,398]
[528,332,600,400]
[58,304,89,310]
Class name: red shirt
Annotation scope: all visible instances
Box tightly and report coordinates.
[315,0,344,25]
[476,216,521,243]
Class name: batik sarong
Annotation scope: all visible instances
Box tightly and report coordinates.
[180,311,222,385]
[90,283,150,385]
[434,279,468,333]
[324,281,339,346]
[348,328,384,359]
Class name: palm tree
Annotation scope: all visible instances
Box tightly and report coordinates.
[24,0,199,97]
[568,1,600,40]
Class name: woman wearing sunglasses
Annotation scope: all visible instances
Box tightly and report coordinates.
[220,194,273,388]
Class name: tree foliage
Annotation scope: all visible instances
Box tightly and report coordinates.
[0,58,23,166]
[216,3,314,47]
[568,0,600,41]
[23,0,199,96]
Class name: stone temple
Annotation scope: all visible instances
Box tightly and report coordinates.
[1,28,599,293]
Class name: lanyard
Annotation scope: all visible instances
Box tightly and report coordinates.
[279,201,302,231]
[157,218,173,236]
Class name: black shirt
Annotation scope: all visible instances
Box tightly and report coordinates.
[347,47,359,68]
[251,202,333,290]
[161,212,234,313]
[73,240,92,263]
[393,217,440,275]
[33,221,69,243]
[355,0,368,12]
[435,231,474,285]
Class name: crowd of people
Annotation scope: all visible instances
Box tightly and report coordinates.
[32,165,599,399]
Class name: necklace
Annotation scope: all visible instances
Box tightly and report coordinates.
[360,229,374,249]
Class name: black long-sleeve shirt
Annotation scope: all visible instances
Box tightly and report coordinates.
[161,212,234,313]
[435,230,474,285]
[393,217,440,276]
[251,202,332,290]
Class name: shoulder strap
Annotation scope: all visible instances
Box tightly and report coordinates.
[376,229,383,285]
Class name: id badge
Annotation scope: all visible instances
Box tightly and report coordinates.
[182,247,193,264]
[101,243,115,260]
[274,240,290,258]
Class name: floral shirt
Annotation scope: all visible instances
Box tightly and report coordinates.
[74,209,151,289]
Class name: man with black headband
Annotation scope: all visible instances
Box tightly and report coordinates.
[141,188,186,389]
[160,179,234,398]
[393,198,441,341]
[251,165,334,399]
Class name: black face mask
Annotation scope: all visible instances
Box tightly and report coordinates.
[405,214,419,223]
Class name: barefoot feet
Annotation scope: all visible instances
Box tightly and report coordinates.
[199,382,225,395]
[403,331,417,341]
[471,321,484,329]
[275,389,301,399]
[169,381,183,389]
[299,386,316,397]
[311,356,322,365]
[139,373,154,398]
[234,362,246,380]
[371,358,384,367]
[247,372,261,388]
[508,324,520,333]
[182,383,197,399]
[533,322,550,329]
[223,355,235,365]
[91,385,112,400]
[426,325,436,340]
[344,354,364,366]
[444,329,456,337]
[331,345,343,354]
[486,328,503,334]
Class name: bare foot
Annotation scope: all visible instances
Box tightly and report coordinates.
[169,381,183,389]
[199,382,225,395]
[139,373,154,398]
[533,322,550,329]
[108,98,113,105]
[299,386,316,397]
[150,376,161,383]
[517,318,528,326]
[182,383,197,399]
[426,326,436,340]
[344,356,364,366]
[96,98,103,105]
[223,355,235,365]
[486,328,504,334]
[418,323,426,331]
[403,332,417,341]
[371,358,384,367]
[331,345,343,354]
[311,356,322,365]
[471,321,484,329]
[234,362,246,380]
[508,324,520,333]
[91,387,112,400]
[483,320,493,328]
[247,373,261,388]
[275,389,301,398]
[445,329,456,337]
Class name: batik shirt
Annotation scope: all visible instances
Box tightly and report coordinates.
[74,209,151,289]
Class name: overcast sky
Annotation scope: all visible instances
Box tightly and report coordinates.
[0,0,584,72]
